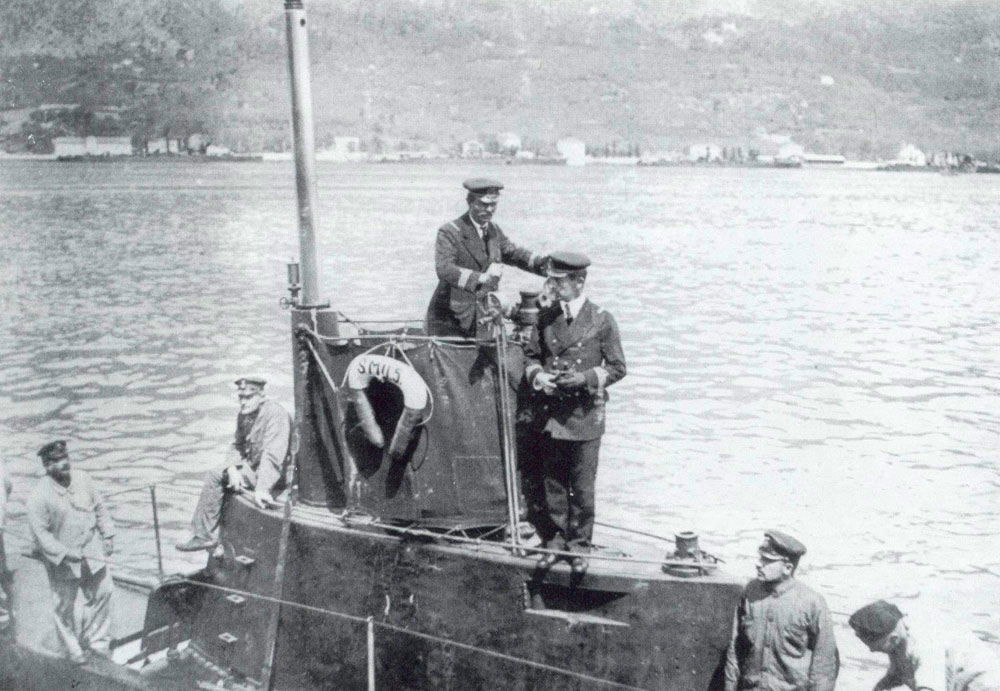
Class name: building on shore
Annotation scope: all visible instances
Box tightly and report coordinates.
[775,142,805,166]
[557,137,586,166]
[896,143,927,167]
[460,140,484,158]
[145,138,183,155]
[53,136,132,157]
[687,143,723,163]
[317,136,364,161]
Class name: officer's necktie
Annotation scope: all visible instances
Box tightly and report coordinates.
[563,303,573,325]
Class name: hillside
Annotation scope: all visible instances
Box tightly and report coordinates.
[1,0,998,158]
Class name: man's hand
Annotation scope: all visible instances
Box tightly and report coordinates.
[533,372,558,396]
[102,537,114,558]
[478,263,503,290]
[554,371,587,390]
[253,490,277,510]
[225,465,245,493]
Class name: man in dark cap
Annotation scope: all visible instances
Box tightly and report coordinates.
[425,178,548,338]
[849,599,1000,690]
[176,376,291,551]
[27,440,115,664]
[523,252,626,574]
[725,530,839,691]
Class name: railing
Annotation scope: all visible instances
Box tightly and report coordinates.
[5,481,673,690]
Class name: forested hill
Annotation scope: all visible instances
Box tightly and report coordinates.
[2,0,998,158]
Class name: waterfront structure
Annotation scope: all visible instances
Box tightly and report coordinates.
[53,136,132,157]
[145,138,182,154]
[556,137,586,166]
[896,143,928,167]
[460,139,484,158]
[804,153,846,165]
[688,142,723,163]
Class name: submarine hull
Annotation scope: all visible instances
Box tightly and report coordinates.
[186,497,743,690]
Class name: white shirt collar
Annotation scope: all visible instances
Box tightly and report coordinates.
[469,216,487,239]
[560,294,587,319]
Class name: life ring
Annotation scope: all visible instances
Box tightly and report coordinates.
[346,354,428,460]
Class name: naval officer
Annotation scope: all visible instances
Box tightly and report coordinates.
[523,252,626,574]
[425,178,548,338]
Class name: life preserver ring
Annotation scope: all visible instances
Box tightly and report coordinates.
[346,354,428,460]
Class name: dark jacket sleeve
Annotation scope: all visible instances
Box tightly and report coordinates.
[807,595,840,691]
[435,224,480,292]
[255,403,292,495]
[583,311,627,390]
[724,598,744,691]
[523,308,554,385]
[495,226,546,276]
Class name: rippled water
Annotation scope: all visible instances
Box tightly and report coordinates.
[1,160,998,687]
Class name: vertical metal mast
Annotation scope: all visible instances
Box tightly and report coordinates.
[284,0,321,306]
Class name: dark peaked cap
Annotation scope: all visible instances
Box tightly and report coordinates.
[849,600,904,640]
[38,439,68,461]
[234,375,267,387]
[546,251,591,277]
[759,530,807,561]
[463,178,503,195]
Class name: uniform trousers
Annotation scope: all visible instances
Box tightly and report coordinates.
[190,464,256,542]
[43,558,112,658]
[538,435,601,551]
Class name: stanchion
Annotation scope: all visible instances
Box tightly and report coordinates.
[366,615,375,690]
[149,485,164,579]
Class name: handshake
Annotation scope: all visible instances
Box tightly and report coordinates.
[533,368,587,396]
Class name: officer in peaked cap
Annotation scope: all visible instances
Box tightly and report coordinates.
[234,375,267,388]
[27,439,115,663]
[462,177,504,195]
[758,529,807,565]
[425,177,548,338]
[725,530,839,690]
[545,251,591,277]
[523,249,626,576]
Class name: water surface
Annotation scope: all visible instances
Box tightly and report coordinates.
[1,160,998,687]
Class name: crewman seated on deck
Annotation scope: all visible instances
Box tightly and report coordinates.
[176,376,291,552]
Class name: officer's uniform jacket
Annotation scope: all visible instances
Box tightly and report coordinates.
[27,470,115,579]
[235,398,292,496]
[425,212,545,336]
[524,299,626,441]
[724,578,839,691]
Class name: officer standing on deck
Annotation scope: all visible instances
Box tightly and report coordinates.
[425,178,548,338]
[725,531,839,691]
[523,252,626,575]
